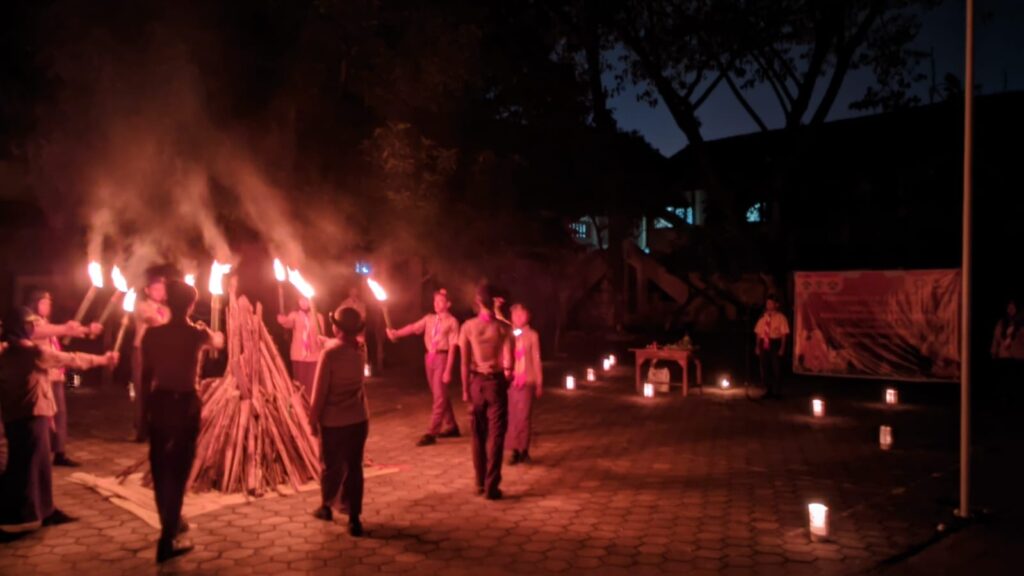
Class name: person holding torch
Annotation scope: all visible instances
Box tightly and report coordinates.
[131,265,171,442]
[277,295,326,400]
[387,288,461,447]
[23,289,102,468]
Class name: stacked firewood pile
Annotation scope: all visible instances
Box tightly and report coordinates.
[122,294,321,495]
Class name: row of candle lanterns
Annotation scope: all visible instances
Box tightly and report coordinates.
[563,354,617,391]
[805,386,903,540]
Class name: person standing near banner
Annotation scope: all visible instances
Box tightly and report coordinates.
[277,296,325,400]
[24,289,102,467]
[140,280,224,562]
[754,294,790,399]
[387,288,461,447]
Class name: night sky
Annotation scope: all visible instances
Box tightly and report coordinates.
[611,0,1024,156]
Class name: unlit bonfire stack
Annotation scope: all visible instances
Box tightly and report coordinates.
[123,294,320,495]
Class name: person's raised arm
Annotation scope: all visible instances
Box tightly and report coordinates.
[388,315,428,342]
[39,347,116,372]
[277,311,295,329]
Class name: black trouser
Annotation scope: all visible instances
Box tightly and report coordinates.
[470,372,509,496]
[320,420,369,518]
[759,339,784,395]
[132,346,149,441]
[0,416,54,525]
[148,390,200,543]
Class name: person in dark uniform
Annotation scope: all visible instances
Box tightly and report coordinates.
[132,266,170,442]
[24,289,102,467]
[140,280,223,562]
[0,308,116,533]
[310,307,370,537]
[459,282,513,500]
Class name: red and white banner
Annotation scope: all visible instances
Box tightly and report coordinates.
[793,270,960,382]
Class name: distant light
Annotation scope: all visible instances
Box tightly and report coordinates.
[720,377,731,389]
[808,503,830,541]
[812,398,825,418]
[586,368,596,382]
[602,358,611,371]
[608,354,617,367]
[565,375,576,390]
[643,382,655,398]
[885,388,899,405]
[355,261,372,276]
[364,363,371,378]
[513,328,522,337]
[880,426,893,451]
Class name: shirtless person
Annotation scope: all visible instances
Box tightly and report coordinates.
[459,283,513,500]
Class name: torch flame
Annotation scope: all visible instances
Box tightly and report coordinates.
[88,261,104,289]
[209,260,232,296]
[111,266,128,293]
[287,268,315,298]
[184,274,196,287]
[366,278,388,302]
[273,258,286,282]
[122,288,137,313]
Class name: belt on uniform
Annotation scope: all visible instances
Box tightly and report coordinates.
[470,370,507,378]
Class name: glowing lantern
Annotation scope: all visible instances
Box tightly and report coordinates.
[565,375,576,390]
[586,368,596,382]
[808,503,830,541]
[602,358,611,371]
[812,398,825,418]
[879,425,893,450]
[885,388,899,405]
[720,377,731,389]
[364,363,371,378]
[643,383,655,398]
[608,354,617,367]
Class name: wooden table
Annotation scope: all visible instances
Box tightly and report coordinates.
[630,348,703,396]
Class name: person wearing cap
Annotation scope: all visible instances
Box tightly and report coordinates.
[507,303,542,465]
[310,307,370,537]
[459,282,513,500]
[0,307,117,532]
[131,266,171,442]
[754,293,790,399]
[140,279,224,562]
[276,296,326,400]
[23,289,102,467]
[387,288,461,447]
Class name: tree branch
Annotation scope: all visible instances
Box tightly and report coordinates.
[723,72,769,132]
[750,52,792,116]
[693,71,725,110]
[752,50,795,107]
[811,1,884,125]
[787,10,838,127]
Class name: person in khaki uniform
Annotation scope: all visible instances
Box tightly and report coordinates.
[0,307,116,532]
[276,296,325,399]
[387,288,461,447]
[507,304,542,465]
[24,289,102,467]
[754,294,790,399]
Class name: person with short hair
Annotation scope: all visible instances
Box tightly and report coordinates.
[0,307,116,532]
[754,293,790,399]
[459,282,513,500]
[141,279,223,562]
[310,307,370,537]
[508,304,542,465]
[277,295,326,400]
[387,288,461,446]
[132,266,171,442]
[23,289,102,467]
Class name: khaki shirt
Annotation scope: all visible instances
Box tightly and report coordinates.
[406,313,459,353]
[513,326,543,387]
[754,311,791,342]
[0,345,107,421]
[280,310,325,362]
[459,316,512,375]
[29,316,73,383]
[311,340,369,428]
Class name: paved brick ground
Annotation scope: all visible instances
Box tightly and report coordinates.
[0,363,966,575]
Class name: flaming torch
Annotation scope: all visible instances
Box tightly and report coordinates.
[366,277,391,329]
[72,261,104,322]
[97,266,129,325]
[209,260,232,333]
[64,261,104,344]
[273,258,286,314]
[287,268,320,337]
[112,288,137,353]
[184,273,196,287]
